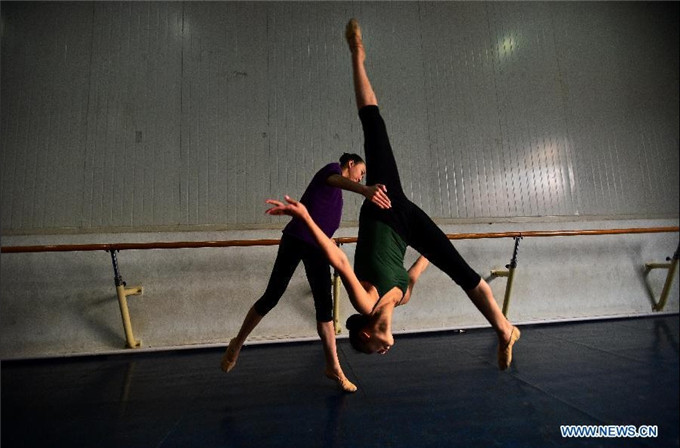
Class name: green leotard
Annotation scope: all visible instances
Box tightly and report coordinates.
[354,217,409,300]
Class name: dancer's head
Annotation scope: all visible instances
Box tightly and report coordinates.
[339,153,366,183]
[346,314,394,355]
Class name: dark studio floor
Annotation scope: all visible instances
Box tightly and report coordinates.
[2,315,678,448]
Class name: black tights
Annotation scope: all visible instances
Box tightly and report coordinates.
[254,234,333,322]
[358,106,481,291]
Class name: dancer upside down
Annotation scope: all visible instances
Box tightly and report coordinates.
[266,19,520,369]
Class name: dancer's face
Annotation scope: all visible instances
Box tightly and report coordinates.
[345,161,366,183]
[360,328,394,355]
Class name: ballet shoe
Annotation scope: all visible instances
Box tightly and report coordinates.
[345,18,363,50]
[220,338,240,373]
[498,326,520,370]
[325,370,358,393]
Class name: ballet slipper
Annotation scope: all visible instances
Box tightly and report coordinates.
[220,338,240,373]
[498,326,520,370]
[345,18,363,51]
[325,370,358,393]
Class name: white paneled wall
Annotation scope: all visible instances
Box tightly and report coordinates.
[1,2,678,233]
[1,2,678,359]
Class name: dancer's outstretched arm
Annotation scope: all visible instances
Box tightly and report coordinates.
[266,196,375,315]
[327,175,391,209]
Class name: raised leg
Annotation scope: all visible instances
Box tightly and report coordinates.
[346,19,377,109]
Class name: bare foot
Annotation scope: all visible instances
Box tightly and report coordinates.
[325,369,358,393]
[345,18,365,58]
[498,326,520,370]
[220,338,240,373]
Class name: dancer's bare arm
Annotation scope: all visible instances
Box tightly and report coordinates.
[326,174,391,209]
[266,196,375,314]
[399,255,430,306]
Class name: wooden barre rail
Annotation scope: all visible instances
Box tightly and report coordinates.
[0,239,283,253]
[1,226,678,253]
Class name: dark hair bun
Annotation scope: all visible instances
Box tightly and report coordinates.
[346,314,369,331]
[339,153,365,167]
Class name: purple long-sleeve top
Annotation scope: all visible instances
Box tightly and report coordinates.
[282,162,343,247]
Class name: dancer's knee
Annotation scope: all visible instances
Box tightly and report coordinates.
[458,271,483,293]
[315,308,334,323]
[463,275,485,296]
[253,296,279,317]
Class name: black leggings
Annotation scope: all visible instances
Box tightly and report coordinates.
[254,234,333,322]
[359,105,481,291]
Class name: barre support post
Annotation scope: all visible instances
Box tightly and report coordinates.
[333,269,342,334]
[332,241,343,335]
[108,250,143,348]
[490,236,522,317]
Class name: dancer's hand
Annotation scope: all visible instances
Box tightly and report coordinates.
[265,195,309,220]
[365,184,391,209]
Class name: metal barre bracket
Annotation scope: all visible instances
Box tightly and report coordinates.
[644,243,679,312]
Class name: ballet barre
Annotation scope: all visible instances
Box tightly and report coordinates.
[2,226,678,345]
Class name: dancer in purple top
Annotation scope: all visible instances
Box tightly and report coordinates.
[221,153,390,392]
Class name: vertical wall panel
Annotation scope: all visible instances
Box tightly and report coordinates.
[553,2,679,217]
[179,2,269,226]
[1,3,92,230]
[81,2,183,228]
[1,2,678,234]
